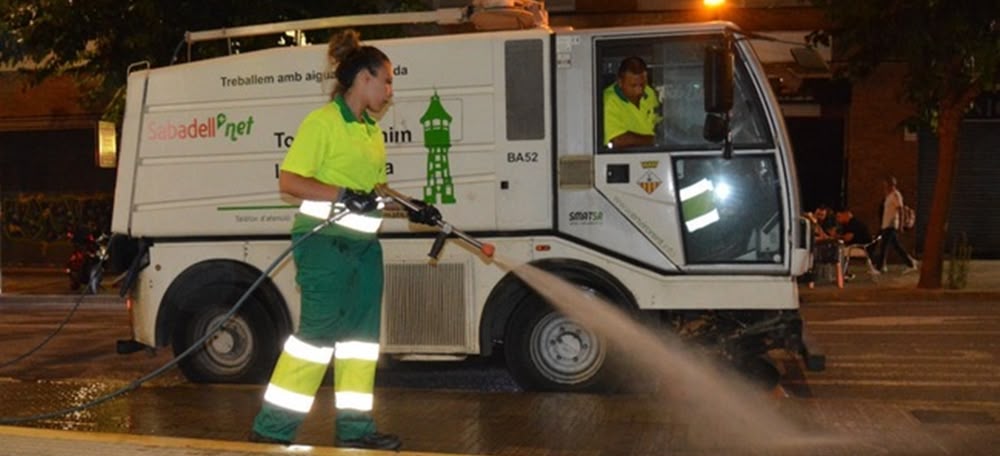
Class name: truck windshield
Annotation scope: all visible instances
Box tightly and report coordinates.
[596,34,772,152]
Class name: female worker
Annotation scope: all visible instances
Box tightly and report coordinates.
[249,29,438,450]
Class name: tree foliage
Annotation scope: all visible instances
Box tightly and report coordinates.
[809,0,999,128]
[808,0,1000,288]
[0,0,427,116]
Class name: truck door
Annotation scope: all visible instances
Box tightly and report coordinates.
[590,32,794,274]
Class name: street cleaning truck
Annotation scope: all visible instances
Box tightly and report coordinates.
[111,3,821,392]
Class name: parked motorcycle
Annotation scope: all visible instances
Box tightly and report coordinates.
[66,227,109,293]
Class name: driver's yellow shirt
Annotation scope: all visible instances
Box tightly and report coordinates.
[603,84,661,146]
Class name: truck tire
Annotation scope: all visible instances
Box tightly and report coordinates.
[505,293,612,392]
[172,290,279,384]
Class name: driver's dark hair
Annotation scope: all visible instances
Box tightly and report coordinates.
[617,56,648,77]
[327,29,390,99]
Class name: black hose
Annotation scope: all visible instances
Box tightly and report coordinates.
[0,237,117,370]
[0,210,345,424]
[0,288,88,370]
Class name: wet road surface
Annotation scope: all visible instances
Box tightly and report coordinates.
[1,298,1000,455]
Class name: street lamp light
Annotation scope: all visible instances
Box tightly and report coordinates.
[704,0,725,20]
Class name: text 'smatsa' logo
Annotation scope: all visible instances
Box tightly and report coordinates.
[147,113,255,142]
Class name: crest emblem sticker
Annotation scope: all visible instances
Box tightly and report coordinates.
[638,170,662,194]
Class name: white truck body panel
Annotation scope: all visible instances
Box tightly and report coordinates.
[113,19,812,383]
[114,30,553,239]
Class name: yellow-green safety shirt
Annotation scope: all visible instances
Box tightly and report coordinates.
[281,95,387,235]
[603,83,662,146]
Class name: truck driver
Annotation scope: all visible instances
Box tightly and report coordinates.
[603,56,662,149]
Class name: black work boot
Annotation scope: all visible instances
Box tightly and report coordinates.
[335,432,402,451]
[248,430,291,445]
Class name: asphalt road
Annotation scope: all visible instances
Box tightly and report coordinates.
[1,298,999,455]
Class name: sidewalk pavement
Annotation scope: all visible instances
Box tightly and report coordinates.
[800,259,1000,303]
[1,261,998,303]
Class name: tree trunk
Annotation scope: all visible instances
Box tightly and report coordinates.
[917,104,964,289]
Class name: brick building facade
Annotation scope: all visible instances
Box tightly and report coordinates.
[843,64,919,252]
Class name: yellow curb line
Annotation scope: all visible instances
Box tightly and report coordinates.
[0,425,470,456]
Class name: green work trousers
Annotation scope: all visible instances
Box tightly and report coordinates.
[252,231,384,443]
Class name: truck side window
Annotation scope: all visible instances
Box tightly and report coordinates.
[596,35,772,152]
[505,39,545,140]
[674,155,784,264]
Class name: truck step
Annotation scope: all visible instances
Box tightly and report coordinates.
[116,339,146,355]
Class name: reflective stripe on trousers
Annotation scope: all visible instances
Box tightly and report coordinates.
[334,341,379,412]
[261,338,380,414]
[262,336,334,413]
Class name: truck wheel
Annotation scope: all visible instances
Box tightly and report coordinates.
[173,294,279,384]
[505,294,611,392]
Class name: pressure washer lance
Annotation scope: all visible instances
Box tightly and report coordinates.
[378,187,495,260]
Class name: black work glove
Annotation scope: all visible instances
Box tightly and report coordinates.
[407,198,442,226]
[338,189,379,214]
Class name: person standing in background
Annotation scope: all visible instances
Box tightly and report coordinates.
[876,176,918,273]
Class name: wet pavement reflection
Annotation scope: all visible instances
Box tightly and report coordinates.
[3,300,1000,454]
[6,377,1000,455]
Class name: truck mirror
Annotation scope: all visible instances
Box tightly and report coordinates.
[703,40,734,158]
[703,113,727,143]
[703,112,733,159]
[704,42,734,114]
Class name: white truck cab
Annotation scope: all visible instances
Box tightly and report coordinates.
[111,4,821,392]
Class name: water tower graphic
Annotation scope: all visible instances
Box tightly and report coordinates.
[420,91,456,204]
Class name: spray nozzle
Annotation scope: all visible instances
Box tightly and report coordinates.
[428,224,453,260]
[377,186,497,261]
